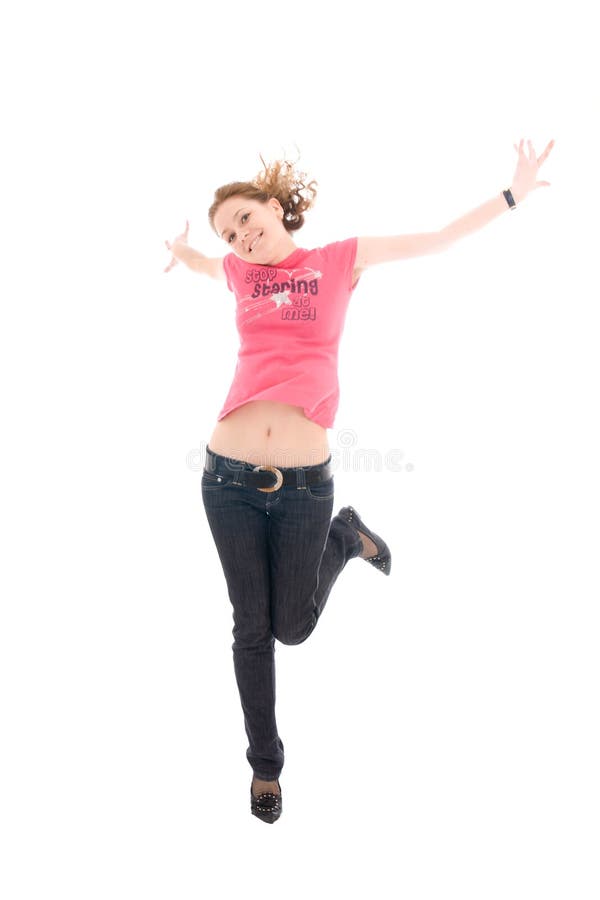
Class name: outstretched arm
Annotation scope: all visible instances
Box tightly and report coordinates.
[164,220,225,280]
[354,138,554,273]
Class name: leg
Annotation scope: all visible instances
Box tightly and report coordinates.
[268,475,363,645]
[201,477,284,781]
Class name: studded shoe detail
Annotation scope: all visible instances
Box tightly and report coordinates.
[338,506,392,575]
[251,779,282,824]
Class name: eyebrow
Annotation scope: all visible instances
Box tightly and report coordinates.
[219,208,245,240]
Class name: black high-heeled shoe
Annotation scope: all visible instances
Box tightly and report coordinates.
[251,778,282,824]
[338,506,392,575]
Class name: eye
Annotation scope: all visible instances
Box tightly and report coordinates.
[226,212,249,244]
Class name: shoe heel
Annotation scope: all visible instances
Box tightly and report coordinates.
[339,506,391,575]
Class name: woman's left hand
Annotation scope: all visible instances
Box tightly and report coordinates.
[510,138,555,202]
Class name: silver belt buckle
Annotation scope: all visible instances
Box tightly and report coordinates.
[253,464,284,492]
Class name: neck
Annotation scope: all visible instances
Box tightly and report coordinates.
[268,234,297,266]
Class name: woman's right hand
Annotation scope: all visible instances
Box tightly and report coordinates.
[164,219,190,273]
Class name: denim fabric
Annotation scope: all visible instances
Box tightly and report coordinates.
[201,447,363,781]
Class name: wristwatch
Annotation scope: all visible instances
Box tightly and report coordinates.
[503,188,516,209]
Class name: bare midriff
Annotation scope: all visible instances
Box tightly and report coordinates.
[207,400,331,468]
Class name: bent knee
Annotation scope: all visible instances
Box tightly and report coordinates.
[272,622,313,646]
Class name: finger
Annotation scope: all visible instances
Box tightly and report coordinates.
[528,139,536,162]
[538,139,555,165]
[165,240,171,249]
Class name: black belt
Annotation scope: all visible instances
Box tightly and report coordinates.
[204,452,333,493]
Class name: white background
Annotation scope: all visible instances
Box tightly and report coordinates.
[1,0,599,897]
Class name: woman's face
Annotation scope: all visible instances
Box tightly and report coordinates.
[213,195,291,264]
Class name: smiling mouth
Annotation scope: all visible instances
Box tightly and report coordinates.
[249,232,263,253]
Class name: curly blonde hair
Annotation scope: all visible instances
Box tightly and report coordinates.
[208,157,318,235]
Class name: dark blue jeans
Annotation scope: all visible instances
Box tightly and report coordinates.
[201,447,363,781]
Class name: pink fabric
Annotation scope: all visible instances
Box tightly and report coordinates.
[217,238,360,429]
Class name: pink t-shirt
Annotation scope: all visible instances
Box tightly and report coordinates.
[217,238,360,429]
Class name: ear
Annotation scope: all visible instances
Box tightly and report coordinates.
[268,197,284,218]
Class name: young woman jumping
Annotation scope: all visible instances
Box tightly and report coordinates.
[164,138,554,824]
